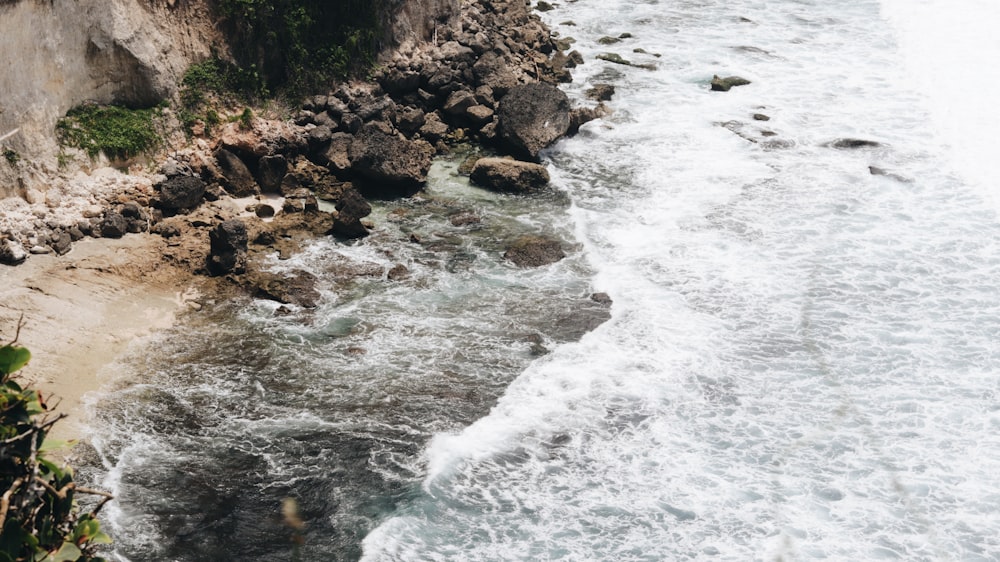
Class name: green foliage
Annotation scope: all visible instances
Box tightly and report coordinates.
[2,149,18,166]
[56,104,161,161]
[238,107,254,130]
[1,336,112,562]
[217,0,387,92]
[178,57,266,135]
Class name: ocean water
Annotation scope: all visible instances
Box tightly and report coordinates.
[362,0,1000,560]
[89,0,1000,560]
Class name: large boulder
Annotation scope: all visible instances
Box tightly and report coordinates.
[158,176,206,212]
[207,219,248,276]
[348,123,434,196]
[504,235,566,267]
[332,187,372,238]
[497,83,572,161]
[470,157,550,192]
[215,148,259,197]
[256,155,288,193]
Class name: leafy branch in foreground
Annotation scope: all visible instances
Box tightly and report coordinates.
[1,317,113,562]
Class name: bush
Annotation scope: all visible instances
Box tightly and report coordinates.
[1,324,112,561]
[217,0,388,92]
[178,57,265,134]
[56,104,161,161]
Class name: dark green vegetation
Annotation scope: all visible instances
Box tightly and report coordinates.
[56,104,162,161]
[2,149,18,166]
[218,0,389,92]
[1,332,112,561]
[178,57,264,134]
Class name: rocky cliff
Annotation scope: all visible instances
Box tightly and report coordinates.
[0,0,458,198]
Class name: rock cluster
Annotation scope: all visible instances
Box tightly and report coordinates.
[2,0,608,291]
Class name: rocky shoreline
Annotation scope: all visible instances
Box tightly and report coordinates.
[1,0,610,313]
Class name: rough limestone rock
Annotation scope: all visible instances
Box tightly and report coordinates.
[497,83,572,161]
[710,75,752,91]
[332,187,373,238]
[348,123,434,196]
[158,176,206,213]
[207,219,248,276]
[215,149,259,197]
[504,235,566,267]
[470,157,550,192]
[247,269,320,308]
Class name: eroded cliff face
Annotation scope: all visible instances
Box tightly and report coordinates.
[0,0,459,198]
[0,0,221,196]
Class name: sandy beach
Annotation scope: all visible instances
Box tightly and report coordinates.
[0,233,201,444]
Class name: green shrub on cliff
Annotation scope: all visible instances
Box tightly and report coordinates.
[217,0,388,91]
[56,104,162,161]
[1,330,112,561]
[178,57,265,134]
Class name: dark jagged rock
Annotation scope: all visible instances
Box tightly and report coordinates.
[256,155,288,193]
[158,176,206,212]
[470,157,550,192]
[215,148,259,197]
[332,187,373,238]
[320,133,354,174]
[50,231,72,255]
[752,113,770,121]
[396,108,427,136]
[207,219,248,276]
[247,269,320,308]
[504,235,566,267]
[710,75,752,91]
[348,123,434,196]
[497,82,572,161]
[100,211,128,239]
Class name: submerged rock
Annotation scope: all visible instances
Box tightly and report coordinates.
[504,235,566,267]
[826,138,882,149]
[710,75,752,91]
[247,269,320,308]
[470,157,550,192]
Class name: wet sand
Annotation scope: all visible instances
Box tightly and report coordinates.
[0,234,201,444]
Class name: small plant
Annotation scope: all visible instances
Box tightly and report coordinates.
[56,104,161,161]
[239,107,254,130]
[2,148,18,165]
[1,317,114,561]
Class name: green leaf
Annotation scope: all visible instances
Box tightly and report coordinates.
[88,531,113,545]
[0,345,31,375]
[44,542,81,562]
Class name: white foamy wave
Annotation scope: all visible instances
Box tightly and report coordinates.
[880,0,1000,210]
[363,0,1000,560]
